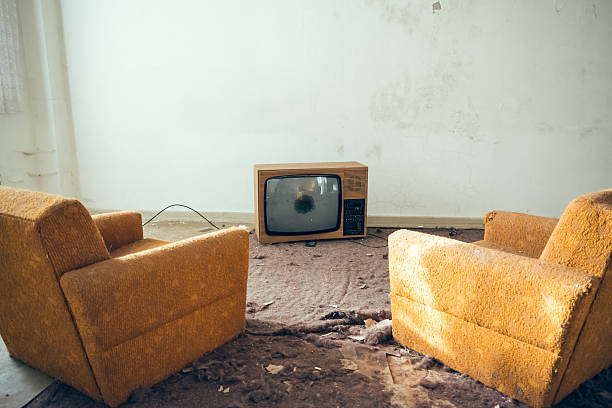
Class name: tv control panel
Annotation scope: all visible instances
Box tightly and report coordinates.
[343,199,365,236]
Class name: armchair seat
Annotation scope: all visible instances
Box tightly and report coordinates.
[108,238,169,257]
[389,190,612,407]
[0,186,249,407]
[471,239,531,257]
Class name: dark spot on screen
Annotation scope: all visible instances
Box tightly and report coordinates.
[294,194,315,214]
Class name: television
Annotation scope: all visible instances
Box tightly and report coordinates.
[254,162,368,243]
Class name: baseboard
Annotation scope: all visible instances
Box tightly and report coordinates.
[368,216,484,229]
[90,209,484,229]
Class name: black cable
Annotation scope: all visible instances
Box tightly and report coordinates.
[350,240,387,248]
[368,233,389,241]
[348,231,390,248]
[142,204,220,230]
[352,242,387,249]
[350,239,387,248]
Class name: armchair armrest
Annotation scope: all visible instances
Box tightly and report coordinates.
[60,227,249,354]
[389,230,598,354]
[92,211,143,251]
[483,211,558,258]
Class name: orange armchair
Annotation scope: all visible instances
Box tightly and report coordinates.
[0,186,249,406]
[389,190,612,407]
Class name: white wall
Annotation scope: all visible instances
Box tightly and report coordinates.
[58,0,612,218]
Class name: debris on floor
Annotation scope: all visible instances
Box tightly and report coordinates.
[246,301,275,313]
[265,364,284,375]
[364,318,377,328]
[364,319,393,345]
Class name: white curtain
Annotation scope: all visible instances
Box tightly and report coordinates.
[0,0,23,114]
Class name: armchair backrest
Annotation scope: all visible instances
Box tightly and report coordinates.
[540,189,612,278]
[540,189,612,403]
[0,185,110,276]
[0,186,109,399]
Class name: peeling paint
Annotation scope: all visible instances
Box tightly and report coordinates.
[432,2,441,14]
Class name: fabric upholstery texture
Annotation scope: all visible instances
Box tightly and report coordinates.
[389,231,597,355]
[61,229,249,354]
[109,238,169,258]
[471,239,528,257]
[539,191,612,403]
[0,186,249,407]
[391,295,561,405]
[389,189,612,408]
[92,211,143,251]
[483,211,558,258]
[0,186,104,399]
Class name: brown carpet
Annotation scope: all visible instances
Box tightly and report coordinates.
[25,228,612,408]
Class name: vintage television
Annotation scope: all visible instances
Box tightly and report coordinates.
[254,162,368,243]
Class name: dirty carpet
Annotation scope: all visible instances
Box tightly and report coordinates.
[25,227,612,408]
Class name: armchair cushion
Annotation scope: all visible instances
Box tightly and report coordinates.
[109,238,169,257]
[0,187,111,276]
[92,211,143,251]
[39,201,111,276]
[471,239,529,257]
[541,190,612,278]
[484,211,558,258]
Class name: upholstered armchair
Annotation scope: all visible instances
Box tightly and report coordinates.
[389,190,612,407]
[0,186,249,406]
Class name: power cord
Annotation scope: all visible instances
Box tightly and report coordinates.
[350,232,389,248]
[368,233,389,241]
[350,240,387,248]
[142,204,220,230]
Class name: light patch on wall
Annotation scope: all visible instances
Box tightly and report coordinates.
[369,68,459,130]
[432,2,442,14]
[365,0,420,32]
[336,145,344,157]
[449,108,481,142]
[578,118,602,140]
[367,145,382,160]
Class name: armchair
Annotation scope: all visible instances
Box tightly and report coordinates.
[389,190,612,407]
[0,186,249,406]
